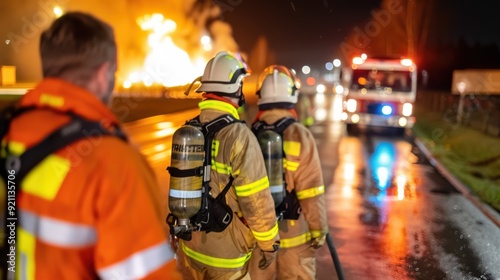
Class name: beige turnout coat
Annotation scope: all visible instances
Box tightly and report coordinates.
[179,99,279,273]
[257,109,328,249]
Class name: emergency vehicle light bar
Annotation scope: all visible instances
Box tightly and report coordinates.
[352,55,414,67]
[400,59,413,66]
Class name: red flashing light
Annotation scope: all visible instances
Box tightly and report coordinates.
[306,77,316,86]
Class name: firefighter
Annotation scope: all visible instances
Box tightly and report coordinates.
[248,65,328,280]
[176,51,280,279]
[0,12,181,279]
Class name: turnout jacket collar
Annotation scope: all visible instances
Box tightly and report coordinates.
[19,78,120,126]
[256,108,297,124]
[198,99,240,120]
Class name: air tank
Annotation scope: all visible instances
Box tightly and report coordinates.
[258,130,285,207]
[168,125,205,227]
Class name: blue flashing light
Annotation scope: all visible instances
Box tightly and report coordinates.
[381,105,392,116]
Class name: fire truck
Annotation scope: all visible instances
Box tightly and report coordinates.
[341,55,417,133]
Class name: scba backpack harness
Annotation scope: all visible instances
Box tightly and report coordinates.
[166,114,243,241]
[0,105,127,280]
[252,116,301,220]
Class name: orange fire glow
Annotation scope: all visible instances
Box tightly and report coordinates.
[122,13,210,89]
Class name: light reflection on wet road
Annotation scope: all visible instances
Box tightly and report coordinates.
[310,93,500,280]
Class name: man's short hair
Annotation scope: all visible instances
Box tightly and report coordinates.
[40,12,117,85]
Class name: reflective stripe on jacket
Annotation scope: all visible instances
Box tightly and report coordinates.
[182,99,279,271]
[257,109,328,249]
[2,78,180,279]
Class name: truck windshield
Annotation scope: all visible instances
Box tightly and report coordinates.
[350,69,413,92]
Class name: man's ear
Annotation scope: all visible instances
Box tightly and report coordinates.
[95,62,111,93]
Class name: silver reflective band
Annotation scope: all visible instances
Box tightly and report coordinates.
[20,210,96,247]
[99,242,175,279]
[169,189,202,198]
[269,185,284,194]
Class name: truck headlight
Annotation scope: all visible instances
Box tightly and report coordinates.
[346,99,357,112]
[402,103,412,116]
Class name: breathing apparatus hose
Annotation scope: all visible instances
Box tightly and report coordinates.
[326,233,345,280]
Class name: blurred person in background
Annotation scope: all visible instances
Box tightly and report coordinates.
[248,65,328,280]
[295,93,314,127]
[175,51,280,280]
[0,12,181,279]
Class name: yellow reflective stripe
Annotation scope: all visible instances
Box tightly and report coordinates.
[234,176,269,197]
[1,140,24,158]
[8,141,26,154]
[225,55,244,68]
[296,185,325,200]
[212,139,220,157]
[23,154,70,200]
[7,141,68,200]
[280,232,311,249]
[310,230,324,239]
[251,222,279,242]
[210,139,232,175]
[18,227,36,280]
[199,100,240,119]
[304,116,314,126]
[99,242,175,279]
[225,55,244,80]
[39,93,64,108]
[182,242,251,269]
[284,141,300,157]
[211,160,232,175]
[284,159,299,171]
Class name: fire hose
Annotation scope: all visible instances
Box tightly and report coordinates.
[326,233,345,280]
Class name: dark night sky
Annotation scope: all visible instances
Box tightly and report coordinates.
[448,0,500,45]
[222,0,382,70]
[221,0,500,71]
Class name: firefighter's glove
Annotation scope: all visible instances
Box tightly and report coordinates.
[311,234,326,249]
[258,242,280,270]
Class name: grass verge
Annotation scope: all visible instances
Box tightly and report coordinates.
[412,111,500,211]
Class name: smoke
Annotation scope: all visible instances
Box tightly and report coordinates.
[337,0,435,62]
[209,20,239,54]
[0,0,241,84]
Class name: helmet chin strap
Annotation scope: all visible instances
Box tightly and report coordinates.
[184,76,202,96]
[238,93,245,107]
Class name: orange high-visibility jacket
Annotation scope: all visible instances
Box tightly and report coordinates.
[2,78,181,279]
[179,99,279,272]
[256,109,328,249]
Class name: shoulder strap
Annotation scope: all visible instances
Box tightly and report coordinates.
[201,114,242,182]
[252,116,296,136]
[0,105,35,145]
[273,117,297,135]
[197,114,241,219]
[1,109,127,184]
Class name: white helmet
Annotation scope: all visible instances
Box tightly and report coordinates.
[195,51,250,95]
[256,65,300,108]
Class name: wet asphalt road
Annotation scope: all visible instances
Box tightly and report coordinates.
[308,94,500,280]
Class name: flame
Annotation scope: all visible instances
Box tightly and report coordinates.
[122,13,208,89]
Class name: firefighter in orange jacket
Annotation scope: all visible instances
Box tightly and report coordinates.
[0,12,181,279]
[175,51,280,279]
[248,65,328,280]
